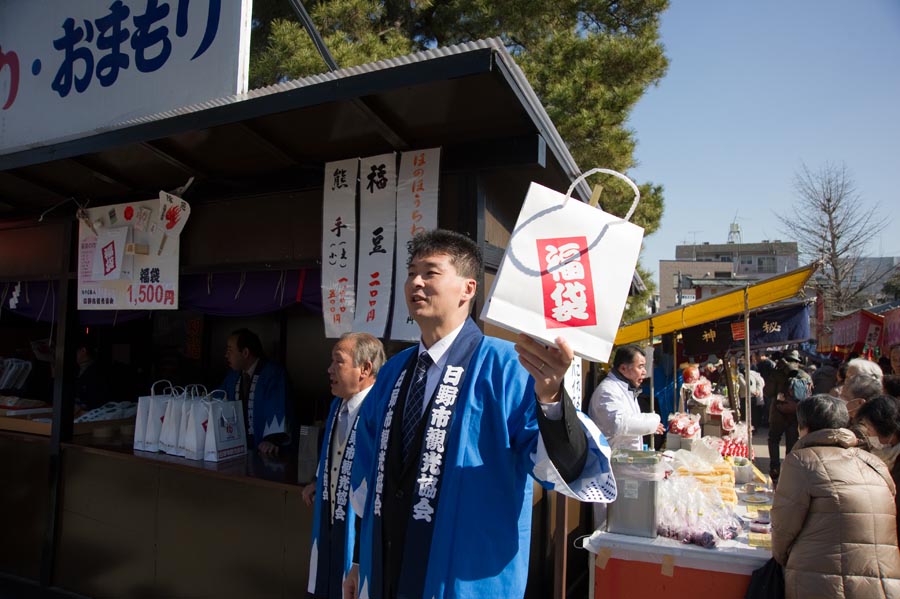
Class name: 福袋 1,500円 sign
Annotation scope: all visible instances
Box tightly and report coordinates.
[78,194,189,310]
[0,0,251,154]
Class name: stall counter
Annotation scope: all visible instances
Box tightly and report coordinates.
[582,528,770,599]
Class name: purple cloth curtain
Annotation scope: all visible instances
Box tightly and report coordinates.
[2,269,322,325]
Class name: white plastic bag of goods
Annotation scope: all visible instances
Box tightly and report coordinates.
[480,170,644,363]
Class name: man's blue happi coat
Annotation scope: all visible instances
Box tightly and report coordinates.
[219,360,290,445]
[350,331,615,599]
[308,397,358,598]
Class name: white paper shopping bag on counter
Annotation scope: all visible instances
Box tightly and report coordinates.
[134,379,173,451]
[176,385,208,458]
[480,169,644,363]
[204,400,247,462]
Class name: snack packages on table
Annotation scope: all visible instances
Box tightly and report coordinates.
[717,425,755,459]
[668,412,701,438]
[682,364,700,384]
[693,378,712,401]
[656,473,743,548]
[666,412,701,450]
[706,394,726,415]
[671,447,738,506]
[720,408,735,432]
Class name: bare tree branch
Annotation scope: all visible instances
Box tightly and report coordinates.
[776,162,886,313]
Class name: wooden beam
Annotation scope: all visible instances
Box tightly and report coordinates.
[141,141,205,177]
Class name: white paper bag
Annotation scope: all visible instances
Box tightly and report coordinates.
[175,385,208,457]
[204,400,247,462]
[158,390,186,455]
[143,385,178,452]
[133,379,172,451]
[183,391,222,461]
[481,170,644,363]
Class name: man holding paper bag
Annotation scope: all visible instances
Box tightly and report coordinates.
[346,229,615,599]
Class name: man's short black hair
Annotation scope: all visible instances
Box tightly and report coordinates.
[230,328,264,358]
[407,229,482,280]
[613,344,644,370]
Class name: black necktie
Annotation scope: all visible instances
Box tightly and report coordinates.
[401,352,432,461]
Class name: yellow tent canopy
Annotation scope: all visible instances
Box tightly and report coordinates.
[615,262,820,346]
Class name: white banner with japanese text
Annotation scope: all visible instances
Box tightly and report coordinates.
[78,195,188,310]
[322,158,359,338]
[0,0,252,154]
[389,147,441,341]
[353,153,397,336]
[480,182,644,363]
[564,359,583,411]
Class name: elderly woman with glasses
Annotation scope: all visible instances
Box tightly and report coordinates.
[772,394,900,598]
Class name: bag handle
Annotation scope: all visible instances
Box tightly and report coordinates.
[185,384,208,399]
[150,379,174,396]
[207,389,227,402]
[565,168,641,222]
[220,403,238,425]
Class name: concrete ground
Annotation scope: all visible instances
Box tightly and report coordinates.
[751,424,773,477]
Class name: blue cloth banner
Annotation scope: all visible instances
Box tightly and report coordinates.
[682,303,811,357]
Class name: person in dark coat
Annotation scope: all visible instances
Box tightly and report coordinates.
[74,337,109,411]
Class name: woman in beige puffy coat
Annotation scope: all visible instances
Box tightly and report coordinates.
[772,394,900,599]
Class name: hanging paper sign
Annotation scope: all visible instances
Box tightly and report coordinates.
[78,197,183,310]
[390,148,441,341]
[154,191,192,256]
[353,153,397,336]
[481,176,644,363]
[321,158,359,338]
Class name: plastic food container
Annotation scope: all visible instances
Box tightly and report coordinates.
[607,450,664,538]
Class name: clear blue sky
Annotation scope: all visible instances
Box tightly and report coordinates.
[628,0,900,289]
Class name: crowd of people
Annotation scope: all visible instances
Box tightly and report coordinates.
[733,345,900,598]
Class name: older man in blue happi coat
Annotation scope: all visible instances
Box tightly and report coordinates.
[306,332,384,599]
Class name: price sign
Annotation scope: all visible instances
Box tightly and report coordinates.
[126,283,176,307]
[77,198,184,310]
